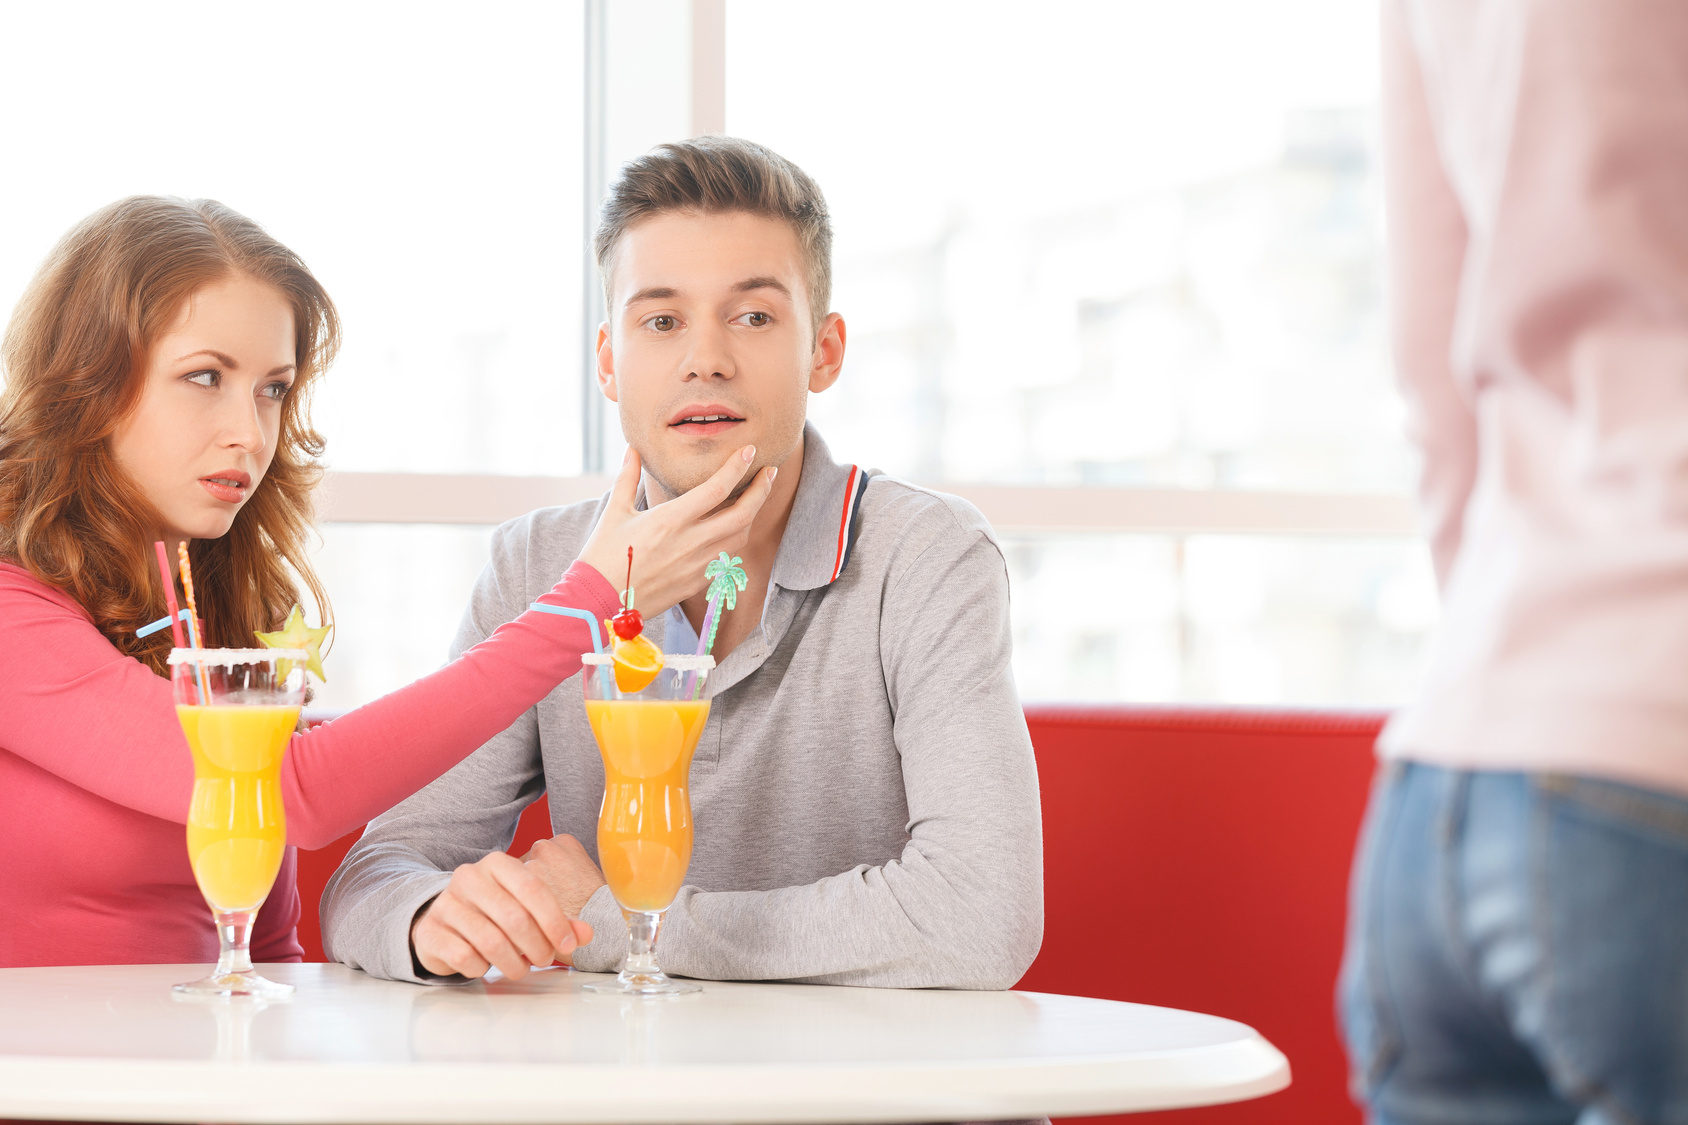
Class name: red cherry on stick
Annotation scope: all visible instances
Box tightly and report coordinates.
[611,545,643,639]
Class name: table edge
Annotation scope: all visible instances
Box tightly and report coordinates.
[0,1037,1290,1123]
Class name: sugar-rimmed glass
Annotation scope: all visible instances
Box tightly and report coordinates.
[580,652,714,996]
[168,647,306,998]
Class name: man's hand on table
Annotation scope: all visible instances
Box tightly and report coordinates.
[410,851,594,981]
[520,834,609,924]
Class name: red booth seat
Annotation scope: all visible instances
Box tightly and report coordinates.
[295,704,1383,1125]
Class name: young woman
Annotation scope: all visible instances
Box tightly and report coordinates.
[0,196,773,969]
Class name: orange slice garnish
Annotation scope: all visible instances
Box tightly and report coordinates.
[611,633,664,693]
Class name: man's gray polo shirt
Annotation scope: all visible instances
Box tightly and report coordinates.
[321,424,1044,988]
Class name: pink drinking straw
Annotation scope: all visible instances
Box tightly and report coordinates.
[152,541,188,650]
[693,597,722,658]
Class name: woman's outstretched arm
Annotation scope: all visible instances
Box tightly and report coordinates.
[0,443,776,846]
[0,559,617,848]
[278,561,619,847]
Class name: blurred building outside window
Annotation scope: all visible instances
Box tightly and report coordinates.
[0,1,1437,712]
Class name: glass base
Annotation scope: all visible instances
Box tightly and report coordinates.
[585,909,699,995]
[176,908,294,998]
[582,968,700,996]
[173,969,294,999]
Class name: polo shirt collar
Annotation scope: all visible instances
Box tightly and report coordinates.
[631,422,868,595]
[771,422,871,592]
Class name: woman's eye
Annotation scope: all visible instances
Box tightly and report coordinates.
[263,382,292,401]
[650,315,677,332]
[185,369,219,388]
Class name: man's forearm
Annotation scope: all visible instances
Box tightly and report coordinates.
[572,836,1042,990]
[322,848,455,983]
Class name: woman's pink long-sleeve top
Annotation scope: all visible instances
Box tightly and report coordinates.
[0,558,617,967]
[1380,0,1688,797]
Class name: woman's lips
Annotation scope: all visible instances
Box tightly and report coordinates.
[199,477,248,504]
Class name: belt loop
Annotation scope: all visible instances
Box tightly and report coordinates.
[1438,769,1470,848]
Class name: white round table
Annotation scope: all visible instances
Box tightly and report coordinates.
[0,963,1289,1123]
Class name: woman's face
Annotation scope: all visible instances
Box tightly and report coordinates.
[110,274,296,548]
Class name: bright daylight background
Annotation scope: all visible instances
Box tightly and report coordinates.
[0,0,1437,710]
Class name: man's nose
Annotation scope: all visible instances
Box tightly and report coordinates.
[681,319,735,380]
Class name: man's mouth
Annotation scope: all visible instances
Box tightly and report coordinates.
[668,406,746,436]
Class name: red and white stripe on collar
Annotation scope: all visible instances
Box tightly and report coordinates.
[830,465,872,584]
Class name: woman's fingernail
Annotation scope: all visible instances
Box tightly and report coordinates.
[742,445,756,463]
[769,467,778,483]
[623,447,634,466]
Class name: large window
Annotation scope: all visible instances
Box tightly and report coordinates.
[0,2,587,479]
[728,0,1401,494]
[723,0,1432,707]
[2,2,1431,711]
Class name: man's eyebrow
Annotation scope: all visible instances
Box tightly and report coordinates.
[623,278,792,308]
[733,276,792,297]
[175,349,238,368]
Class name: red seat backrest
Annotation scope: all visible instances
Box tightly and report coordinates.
[1017,704,1381,1125]
[295,704,1383,1125]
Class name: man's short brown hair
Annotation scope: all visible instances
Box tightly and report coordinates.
[594,136,833,332]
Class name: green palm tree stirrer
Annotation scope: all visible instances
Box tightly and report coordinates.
[694,552,748,657]
[686,552,747,700]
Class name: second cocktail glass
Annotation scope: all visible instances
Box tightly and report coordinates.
[169,647,307,999]
[579,652,714,996]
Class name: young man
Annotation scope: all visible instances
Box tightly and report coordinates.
[322,137,1043,989]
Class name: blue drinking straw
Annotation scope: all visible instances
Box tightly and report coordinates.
[528,603,614,693]
[136,608,192,639]
[527,604,605,651]
[181,615,211,705]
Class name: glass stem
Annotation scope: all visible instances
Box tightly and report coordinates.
[621,910,664,978]
[213,910,258,978]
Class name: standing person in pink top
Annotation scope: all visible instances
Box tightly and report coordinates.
[0,195,774,971]
[1342,2,1688,1122]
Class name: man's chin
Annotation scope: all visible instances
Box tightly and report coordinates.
[641,451,756,507]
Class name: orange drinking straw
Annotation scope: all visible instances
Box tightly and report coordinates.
[151,542,187,650]
[177,543,203,643]
[177,543,210,703]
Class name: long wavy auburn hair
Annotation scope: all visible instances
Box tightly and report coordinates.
[0,196,338,676]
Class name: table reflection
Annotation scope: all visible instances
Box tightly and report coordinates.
[170,993,283,1064]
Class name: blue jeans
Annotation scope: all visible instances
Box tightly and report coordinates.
[1340,762,1688,1125]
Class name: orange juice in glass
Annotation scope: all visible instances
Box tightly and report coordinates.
[168,647,306,998]
[579,651,714,995]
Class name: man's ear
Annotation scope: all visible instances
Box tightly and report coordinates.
[808,312,846,393]
[595,322,619,402]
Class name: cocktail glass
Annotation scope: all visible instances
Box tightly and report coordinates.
[168,647,307,998]
[579,652,714,996]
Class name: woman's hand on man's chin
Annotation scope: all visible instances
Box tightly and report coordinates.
[576,444,775,617]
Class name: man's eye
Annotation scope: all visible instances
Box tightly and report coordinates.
[742,312,770,327]
[650,315,677,332]
[185,369,219,388]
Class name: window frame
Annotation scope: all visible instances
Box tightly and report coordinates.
[321,3,1416,542]
[317,470,1416,537]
